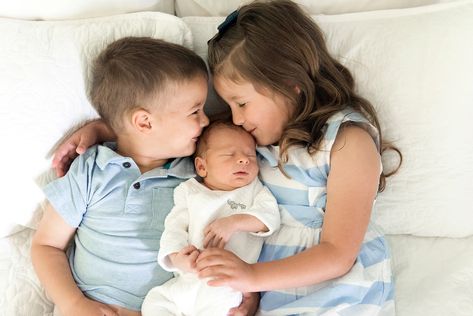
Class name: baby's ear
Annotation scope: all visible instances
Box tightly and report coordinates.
[194,156,207,177]
[131,109,152,133]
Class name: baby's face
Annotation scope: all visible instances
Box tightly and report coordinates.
[196,127,259,191]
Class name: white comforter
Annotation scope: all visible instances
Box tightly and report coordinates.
[1,227,473,315]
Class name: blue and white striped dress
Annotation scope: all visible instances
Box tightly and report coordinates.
[256,109,395,316]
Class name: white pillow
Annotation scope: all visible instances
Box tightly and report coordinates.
[183,0,473,237]
[0,12,192,237]
[175,0,461,16]
[0,0,175,20]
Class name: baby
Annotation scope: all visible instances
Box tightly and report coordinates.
[142,121,280,315]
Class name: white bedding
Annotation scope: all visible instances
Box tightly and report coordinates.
[1,1,473,315]
[1,227,473,316]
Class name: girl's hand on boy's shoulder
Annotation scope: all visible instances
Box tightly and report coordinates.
[196,248,256,292]
[52,119,113,177]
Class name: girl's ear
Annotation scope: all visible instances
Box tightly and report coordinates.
[131,109,153,133]
[194,156,207,178]
[294,85,301,94]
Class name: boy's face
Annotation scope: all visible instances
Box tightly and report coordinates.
[195,127,259,191]
[147,76,209,158]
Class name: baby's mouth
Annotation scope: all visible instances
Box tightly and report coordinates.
[233,171,249,176]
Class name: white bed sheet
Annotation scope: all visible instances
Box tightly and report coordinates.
[1,228,473,315]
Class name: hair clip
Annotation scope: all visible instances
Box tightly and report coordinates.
[208,10,238,45]
[217,10,239,34]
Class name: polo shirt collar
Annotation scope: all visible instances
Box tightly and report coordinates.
[95,142,195,179]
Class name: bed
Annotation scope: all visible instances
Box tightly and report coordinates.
[1,0,472,315]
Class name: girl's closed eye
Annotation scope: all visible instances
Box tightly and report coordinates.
[236,102,247,108]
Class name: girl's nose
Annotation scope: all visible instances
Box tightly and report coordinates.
[232,109,244,126]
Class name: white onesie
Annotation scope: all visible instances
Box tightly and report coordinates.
[142,177,280,316]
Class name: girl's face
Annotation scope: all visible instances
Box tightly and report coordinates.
[213,76,293,146]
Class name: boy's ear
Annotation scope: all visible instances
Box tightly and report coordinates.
[194,156,207,178]
[131,109,153,133]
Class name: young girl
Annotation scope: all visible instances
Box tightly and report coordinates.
[196,1,399,315]
[53,1,400,315]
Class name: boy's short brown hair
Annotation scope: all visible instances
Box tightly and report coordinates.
[90,37,208,131]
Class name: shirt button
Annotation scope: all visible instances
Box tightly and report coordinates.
[133,182,141,190]
[122,162,131,168]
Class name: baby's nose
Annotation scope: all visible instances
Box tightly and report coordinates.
[238,156,249,164]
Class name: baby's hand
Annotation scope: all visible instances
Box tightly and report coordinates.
[203,216,239,249]
[169,245,200,274]
[62,296,118,316]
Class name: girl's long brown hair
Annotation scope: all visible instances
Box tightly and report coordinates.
[208,0,401,191]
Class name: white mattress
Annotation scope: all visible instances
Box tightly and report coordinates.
[1,228,473,315]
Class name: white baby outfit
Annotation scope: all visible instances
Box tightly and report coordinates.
[142,177,280,316]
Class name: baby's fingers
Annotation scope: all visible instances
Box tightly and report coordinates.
[203,231,216,248]
[179,245,198,255]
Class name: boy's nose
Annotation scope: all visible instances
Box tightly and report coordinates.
[200,111,209,127]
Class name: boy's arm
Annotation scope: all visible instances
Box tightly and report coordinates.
[31,202,83,312]
[31,203,118,315]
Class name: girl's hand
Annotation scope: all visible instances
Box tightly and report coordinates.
[196,248,256,292]
[62,296,119,316]
[169,245,200,273]
[228,292,259,316]
[203,216,239,249]
[52,120,114,177]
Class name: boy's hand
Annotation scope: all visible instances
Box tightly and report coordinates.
[169,245,200,273]
[62,296,119,316]
[52,120,114,177]
[203,215,239,249]
[228,292,259,316]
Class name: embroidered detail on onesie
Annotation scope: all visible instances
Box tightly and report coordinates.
[227,199,246,210]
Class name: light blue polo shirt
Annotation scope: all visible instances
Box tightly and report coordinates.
[43,143,195,311]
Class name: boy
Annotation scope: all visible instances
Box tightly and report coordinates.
[142,121,280,315]
[31,37,209,315]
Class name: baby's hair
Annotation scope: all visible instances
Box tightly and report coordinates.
[90,37,208,132]
[195,120,250,158]
[207,0,401,191]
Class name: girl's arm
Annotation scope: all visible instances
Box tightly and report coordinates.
[31,203,118,315]
[197,126,381,292]
[52,119,115,177]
